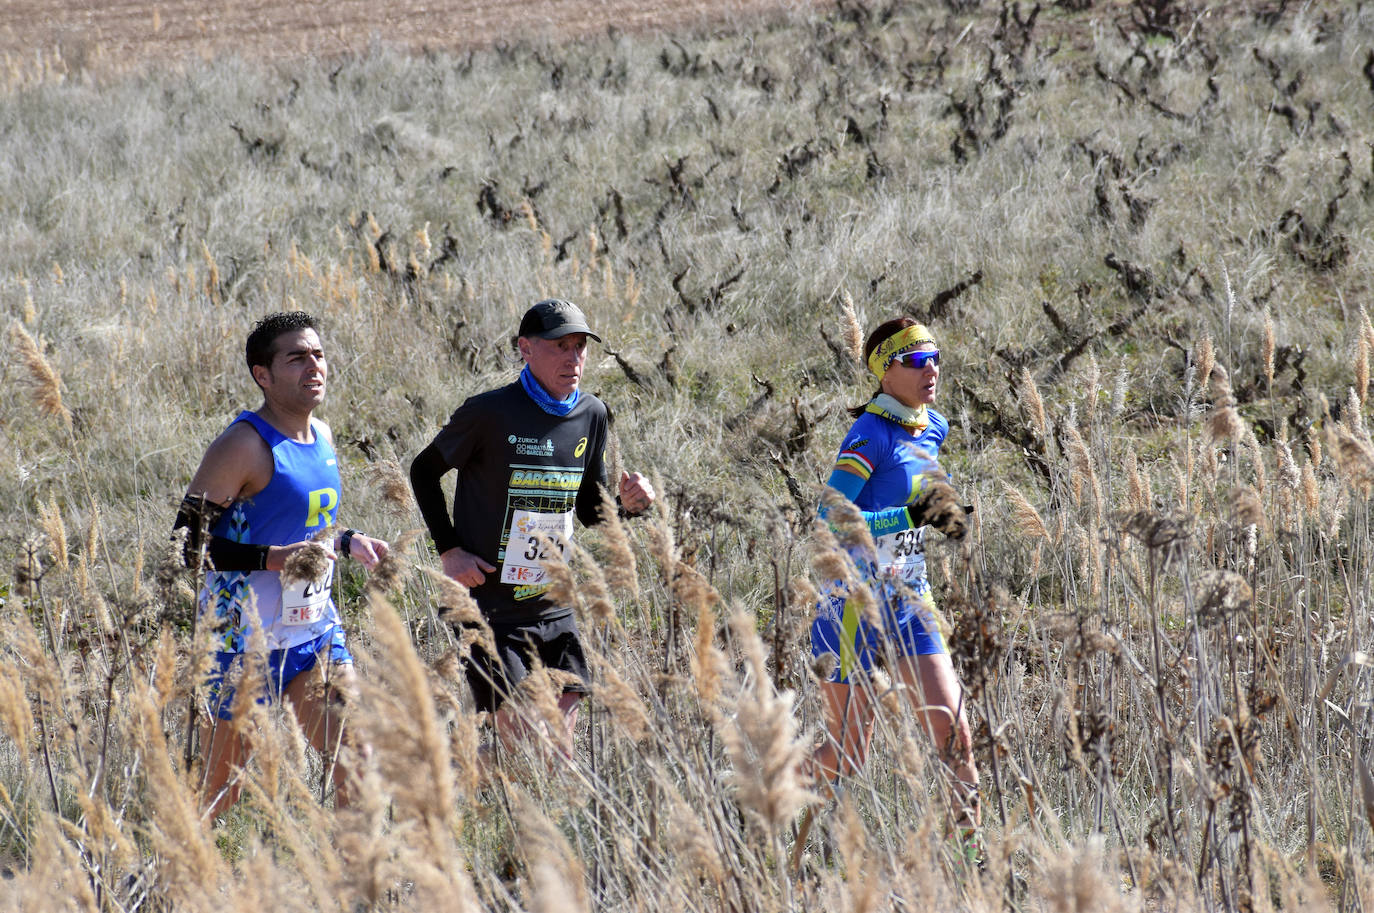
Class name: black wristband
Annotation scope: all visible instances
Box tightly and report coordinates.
[339,528,357,560]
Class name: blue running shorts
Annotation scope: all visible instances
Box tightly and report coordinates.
[206,625,352,721]
[810,585,946,684]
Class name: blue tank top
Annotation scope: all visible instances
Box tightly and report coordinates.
[201,411,343,651]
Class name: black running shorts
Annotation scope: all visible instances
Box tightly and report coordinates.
[459,614,590,714]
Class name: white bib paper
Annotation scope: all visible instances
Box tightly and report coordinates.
[500,509,574,586]
[282,563,334,626]
[874,526,926,583]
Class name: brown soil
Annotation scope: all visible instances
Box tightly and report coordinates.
[1,0,827,77]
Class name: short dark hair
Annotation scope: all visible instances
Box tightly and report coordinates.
[246,311,319,376]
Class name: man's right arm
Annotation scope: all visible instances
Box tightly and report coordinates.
[409,441,497,589]
[175,423,321,572]
[410,441,460,554]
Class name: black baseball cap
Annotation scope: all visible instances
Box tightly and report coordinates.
[518,298,601,342]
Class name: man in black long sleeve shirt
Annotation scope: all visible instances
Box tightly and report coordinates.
[411,298,654,755]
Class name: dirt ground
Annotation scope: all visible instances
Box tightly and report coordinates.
[0,0,826,76]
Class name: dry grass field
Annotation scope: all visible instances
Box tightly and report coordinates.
[3,0,1374,911]
[0,0,823,77]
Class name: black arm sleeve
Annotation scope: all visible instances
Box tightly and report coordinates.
[173,495,224,567]
[173,495,269,571]
[410,442,461,554]
[206,537,270,571]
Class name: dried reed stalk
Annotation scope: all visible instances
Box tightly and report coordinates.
[720,613,814,837]
[839,290,864,366]
[9,320,72,428]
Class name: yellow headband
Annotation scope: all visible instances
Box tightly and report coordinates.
[867,323,936,379]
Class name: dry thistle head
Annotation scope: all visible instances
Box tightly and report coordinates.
[367,459,414,519]
[1114,509,1192,551]
[1003,483,1049,543]
[820,486,876,553]
[909,474,968,540]
[9,320,72,429]
[1328,423,1374,496]
[1204,396,1244,444]
[1229,485,1265,531]
[364,528,421,594]
[809,651,838,683]
[1018,367,1047,438]
[12,536,47,599]
[280,535,332,587]
[1195,569,1252,628]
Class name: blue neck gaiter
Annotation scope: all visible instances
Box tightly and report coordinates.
[520,365,580,416]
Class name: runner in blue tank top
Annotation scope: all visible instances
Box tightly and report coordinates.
[173,312,390,818]
[808,317,981,850]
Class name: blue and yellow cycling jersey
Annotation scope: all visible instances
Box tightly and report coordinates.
[812,404,951,682]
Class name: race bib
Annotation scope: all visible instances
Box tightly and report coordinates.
[282,563,334,626]
[500,509,574,586]
[874,526,926,584]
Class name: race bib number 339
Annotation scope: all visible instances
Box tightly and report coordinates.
[875,527,926,584]
[501,509,573,586]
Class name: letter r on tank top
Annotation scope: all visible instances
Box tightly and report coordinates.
[306,488,338,528]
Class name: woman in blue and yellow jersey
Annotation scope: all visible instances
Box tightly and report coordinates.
[810,317,979,834]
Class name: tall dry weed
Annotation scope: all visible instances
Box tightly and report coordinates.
[8,320,71,428]
[720,613,814,837]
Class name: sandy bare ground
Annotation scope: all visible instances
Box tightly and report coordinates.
[0,0,827,76]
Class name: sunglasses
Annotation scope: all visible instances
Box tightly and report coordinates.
[890,349,940,370]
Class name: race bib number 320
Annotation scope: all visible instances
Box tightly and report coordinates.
[500,509,573,586]
[282,564,333,626]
